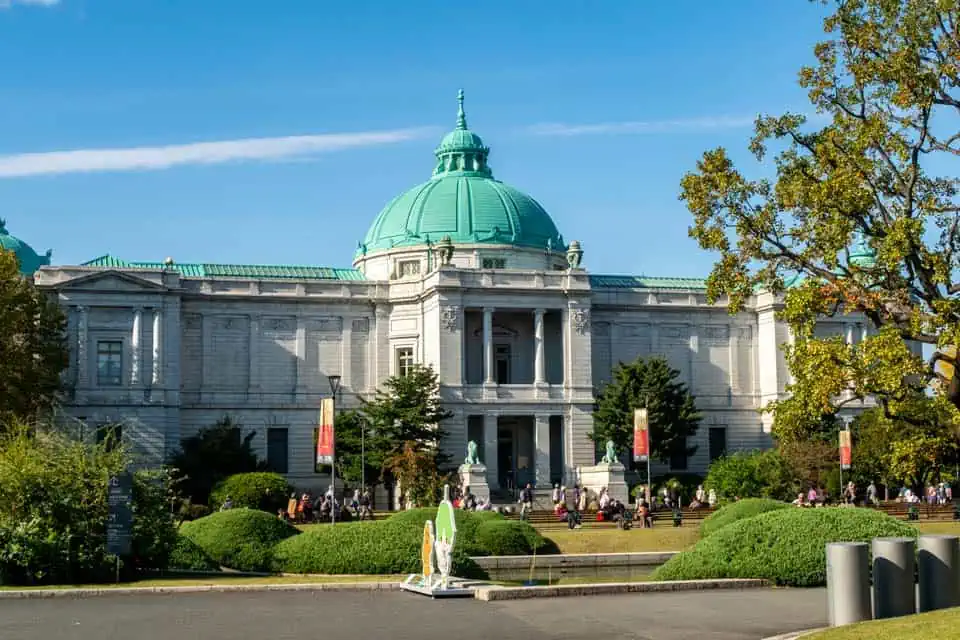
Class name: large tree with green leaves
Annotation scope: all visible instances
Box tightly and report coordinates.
[0,249,68,427]
[590,356,701,463]
[360,364,452,465]
[683,0,960,438]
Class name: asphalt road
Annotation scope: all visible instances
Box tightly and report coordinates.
[0,588,828,640]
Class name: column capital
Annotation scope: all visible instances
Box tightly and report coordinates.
[482,306,495,315]
[533,308,546,316]
[534,413,552,422]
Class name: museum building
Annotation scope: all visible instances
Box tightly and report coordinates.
[5,92,875,495]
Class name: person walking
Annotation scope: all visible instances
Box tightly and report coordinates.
[551,484,560,505]
[867,481,878,506]
[519,483,534,520]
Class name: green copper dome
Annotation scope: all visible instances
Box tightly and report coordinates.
[0,219,51,275]
[357,91,565,257]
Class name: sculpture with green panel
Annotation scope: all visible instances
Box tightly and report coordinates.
[356,90,565,258]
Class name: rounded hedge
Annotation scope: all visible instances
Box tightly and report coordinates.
[700,498,790,537]
[474,521,534,556]
[180,508,299,572]
[168,534,219,571]
[272,520,483,578]
[209,472,292,513]
[654,507,917,586]
[387,508,547,555]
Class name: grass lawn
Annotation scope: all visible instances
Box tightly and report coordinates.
[0,574,401,591]
[542,527,700,554]
[806,607,960,639]
[915,521,960,535]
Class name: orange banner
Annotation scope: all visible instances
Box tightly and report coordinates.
[316,397,334,466]
[839,429,852,470]
[633,408,650,462]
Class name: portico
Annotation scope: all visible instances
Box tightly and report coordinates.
[463,308,563,386]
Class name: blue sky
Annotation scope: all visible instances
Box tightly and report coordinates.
[0,0,828,277]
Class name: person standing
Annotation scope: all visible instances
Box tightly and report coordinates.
[552,484,560,505]
[867,481,878,506]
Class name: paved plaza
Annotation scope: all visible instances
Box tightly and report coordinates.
[0,588,827,640]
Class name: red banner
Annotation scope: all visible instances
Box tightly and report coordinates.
[633,408,650,462]
[839,429,852,470]
[316,397,334,466]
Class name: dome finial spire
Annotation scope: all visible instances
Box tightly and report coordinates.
[456,88,467,130]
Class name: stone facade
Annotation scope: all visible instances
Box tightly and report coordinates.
[34,259,876,496]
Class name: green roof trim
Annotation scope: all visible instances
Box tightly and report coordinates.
[590,274,707,290]
[82,255,364,281]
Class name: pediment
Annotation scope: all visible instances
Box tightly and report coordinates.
[52,270,168,292]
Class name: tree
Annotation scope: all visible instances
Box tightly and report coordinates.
[0,248,68,427]
[169,416,263,505]
[384,441,447,508]
[682,0,960,437]
[590,356,701,463]
[361,364,452,465]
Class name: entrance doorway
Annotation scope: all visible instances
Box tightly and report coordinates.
[496,416,534,496]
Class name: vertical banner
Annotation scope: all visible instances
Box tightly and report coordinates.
[839,429,852,470]
[633,408,650,462]
[316,397,334,467]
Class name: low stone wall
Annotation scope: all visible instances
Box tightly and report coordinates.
[471,551,677,571]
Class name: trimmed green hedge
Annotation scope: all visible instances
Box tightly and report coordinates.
[700,498,790,537]
[209,473,292,513]
[180,508,299,572]
[386,508,548,555]
[654,507,917,586]
[272,520,483,577]
[168,534,220,571]
[475,521,533,556]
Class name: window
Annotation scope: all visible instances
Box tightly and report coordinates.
[670,437,689,471]
[481,257,507,269]
[96,340,123,386]
[709,427,727,462]
[495,344,511,384]
[267,428,289,474]
[396,347,415,377]
[398,260,420,277]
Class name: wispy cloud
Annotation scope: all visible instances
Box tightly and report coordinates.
[0,0,60,8]
[0,127,434,178]
[526,115,757,137]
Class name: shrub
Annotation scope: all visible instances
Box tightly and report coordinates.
[178,503,212,522]
[699,498,790,537]
[474,521,535,556]
[168,535,219,571]
[386,508,547,555]
[0,422,177,585]
[180,508,298,572]
[704,450,796,502]
[170,417,263,505]
[209,472,291,513]
[272,520,483,578]
[654,507,917,586]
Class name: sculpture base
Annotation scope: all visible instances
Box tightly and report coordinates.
[459,463,490,503]
[400,574,477,598]
[577,462,629,505]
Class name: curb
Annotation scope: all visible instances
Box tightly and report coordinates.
[762,630,826,640]
[471,551,677,570]
[0,582,402,600]
[474,578,769,601]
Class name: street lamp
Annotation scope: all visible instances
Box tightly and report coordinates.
[328,374,341,524]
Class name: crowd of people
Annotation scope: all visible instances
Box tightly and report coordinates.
[219,487,374,523]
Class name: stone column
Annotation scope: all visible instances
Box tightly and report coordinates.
[151,308,163,385]
[859,323,868,343]
[483,307,495,385]
[728,324,740,395]
[340,316,353,391]
[248,313,260,392]
[76,306,89,387]
[130,307,142,386]
[534,309,546,385]
[534,413,551,487]
[483,412,499,489]
[845,323,855,345]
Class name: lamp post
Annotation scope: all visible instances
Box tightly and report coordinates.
[328,374,341,524]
